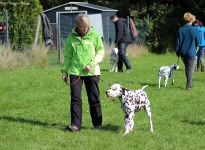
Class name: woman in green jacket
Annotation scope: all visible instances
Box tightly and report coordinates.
[62,13,104,132]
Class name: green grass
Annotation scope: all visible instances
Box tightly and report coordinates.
[0,52,205,150]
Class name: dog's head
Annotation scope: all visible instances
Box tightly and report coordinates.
[112,48,118,55]
[171,64,179,70]
[106,84,123,98]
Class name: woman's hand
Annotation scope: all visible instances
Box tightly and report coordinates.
[62,75,68,82]
[84,65,92,72]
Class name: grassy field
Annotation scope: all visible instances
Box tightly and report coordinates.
[0,51,205,150]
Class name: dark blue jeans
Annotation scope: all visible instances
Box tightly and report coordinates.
[181,57,195,88]
[118,42,132,71]
[197,46,205,61]
[69,75,102,130]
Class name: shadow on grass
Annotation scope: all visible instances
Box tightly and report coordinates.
[101,69,109,72]
[0,116,61,128]
[101,123,120,132]
[181,119,205,126]
[139,82,186,90]
[0,116,120,133]
[139,82,158,87]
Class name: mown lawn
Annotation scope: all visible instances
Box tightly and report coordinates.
[0,52,204,150]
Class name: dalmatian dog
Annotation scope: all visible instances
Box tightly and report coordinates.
[158,64,179,89]
[110,48,119,72]
[106,84,154,136]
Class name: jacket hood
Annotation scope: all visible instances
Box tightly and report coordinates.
[118,18,127,23]
[71,26,95,36]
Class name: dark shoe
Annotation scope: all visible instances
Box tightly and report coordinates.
[118,69,123,72]
[126,68,132,73]
[186,84,193,90]
[94,126,101,130]
[65,125,79,132]
[186,86,192,90]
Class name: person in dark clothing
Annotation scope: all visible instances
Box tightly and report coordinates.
[110,15,132,73]
[176,12,199,90]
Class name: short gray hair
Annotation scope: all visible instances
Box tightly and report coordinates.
[76,13,90,26]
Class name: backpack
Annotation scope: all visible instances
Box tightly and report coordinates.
[129,18,138,41]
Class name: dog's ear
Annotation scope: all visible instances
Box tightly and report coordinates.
[121,87,128,95]
[119,87,125,97]
[171,64,176,69]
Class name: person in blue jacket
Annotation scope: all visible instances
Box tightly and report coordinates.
[196,21,205,72]
[176,12,199,90]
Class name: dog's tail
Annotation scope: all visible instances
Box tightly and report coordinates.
[141,85,148,90]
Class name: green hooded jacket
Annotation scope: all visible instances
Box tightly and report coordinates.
[63,26,104,76]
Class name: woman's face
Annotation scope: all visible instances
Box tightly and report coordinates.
[78,22,89,34]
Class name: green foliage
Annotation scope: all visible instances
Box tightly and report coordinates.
[3,0,43,50]
[0,53,205,149]
[40,0,69,10]
[4,0,205,53]
[145,3,184,53]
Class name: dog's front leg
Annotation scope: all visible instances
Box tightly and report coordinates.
[115,62,118,72]
[110,60,114,72]
[158,76,161,89]
[123,113,134,136]
[171,78,174,85]
[164,76,168,87]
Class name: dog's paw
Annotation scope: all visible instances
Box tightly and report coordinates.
[123,133,128,136]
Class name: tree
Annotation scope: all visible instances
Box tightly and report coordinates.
[9,0,205,53]
[40,0,75,10]
[3,0,43,49]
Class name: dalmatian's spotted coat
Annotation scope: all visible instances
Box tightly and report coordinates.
[158,64,179,89]
[106,84,154,136]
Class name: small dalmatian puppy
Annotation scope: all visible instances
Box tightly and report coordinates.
[110,48,119,72]
[158,64,179,89]
[106,84,154,136]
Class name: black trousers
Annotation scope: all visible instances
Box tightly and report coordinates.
[69,75,102,130]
